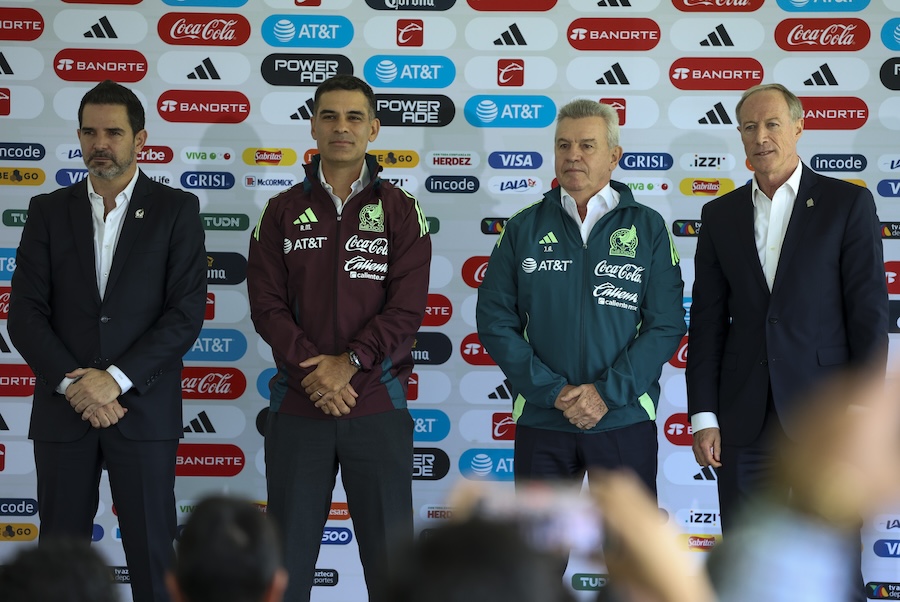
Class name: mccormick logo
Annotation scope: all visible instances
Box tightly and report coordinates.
[397,19,424,46]
[669,57,763,90]
[464,95,555,128]
[261,15,353,48]
[137,146,174,164]
[674,0,763,10]
[0,8,43,41]
[664,413,693,445]
[567,19,660,51]
[54,49,147,82]
[158,13,251,46]
[181,367,246,400]
[175,443,244,477]
[619,152,674,171]
[423,293,452,326]
[775,18,870,51]
[669,335,689,368]
[158,90,250,123]
[374,94,455,127]
[488,151,542,169]
[492,412,516,440]
[260,53,353,87]
[460,333,496,366]
[798,96,867,129]
[0,365,35,396]
[363,55,455,88]
[462,256,490,288]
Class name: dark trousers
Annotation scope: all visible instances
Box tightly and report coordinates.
[34,427,178,602]
[265,410,414,602]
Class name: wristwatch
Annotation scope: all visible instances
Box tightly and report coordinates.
[348,350,362,370]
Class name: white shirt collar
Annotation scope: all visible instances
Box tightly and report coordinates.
[86,168,140,204]
[751,161,803,206]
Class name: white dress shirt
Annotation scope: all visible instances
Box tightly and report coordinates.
[560,184,619,243]
[319,161,370,213]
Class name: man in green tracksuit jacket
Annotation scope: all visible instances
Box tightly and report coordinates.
[476,99,685,501]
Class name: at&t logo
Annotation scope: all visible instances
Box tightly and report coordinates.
[458,449,515,481]
[464,95,555,128]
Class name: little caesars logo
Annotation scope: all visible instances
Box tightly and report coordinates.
[594,258,642,312]
[345,233,388,281]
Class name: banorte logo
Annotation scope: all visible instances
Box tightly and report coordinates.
[798,96,868,130]
[0,365,36,397]
[460,333,496,366]
[669,58,763,91]
[176,443,244,477]
[775,18,870,51]
[664,412,693,445]
[668,335,688,369]
[53,49,147,82]
[673,0,763,11]
[886,261,900,294]
[567,19,660,52]
[158,90,250,124]
[0,8,44,41]
[157,13,251,46]
[181,367,247,400]
[462,256,489,288]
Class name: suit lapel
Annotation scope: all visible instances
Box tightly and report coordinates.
[105,172,149,296]
[771,165,816,298]
[734,184,769,293]
[69,181,102,305]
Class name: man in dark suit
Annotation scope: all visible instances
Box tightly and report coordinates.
[8,80,207,602]
[686,83,888,534]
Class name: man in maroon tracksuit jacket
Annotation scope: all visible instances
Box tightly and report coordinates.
[247,75,431,602]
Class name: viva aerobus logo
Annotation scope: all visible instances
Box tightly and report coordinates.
[464,95,555,128]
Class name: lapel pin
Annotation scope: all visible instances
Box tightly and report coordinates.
[135,209,144,219]
[806,198,814,208]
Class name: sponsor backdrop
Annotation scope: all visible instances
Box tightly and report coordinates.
[1,0,899,599]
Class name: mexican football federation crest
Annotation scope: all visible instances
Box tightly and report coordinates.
[610,225,638,258]
[359,200,385,233]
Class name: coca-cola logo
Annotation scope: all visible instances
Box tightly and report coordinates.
[669,335,688,369]
[673,0,763,12]
[345,235,389,256]
[462,256,490,289]
[157,13,251,47]
[775,18,870,52]
[0,286,9,319]
[181,367,246,400]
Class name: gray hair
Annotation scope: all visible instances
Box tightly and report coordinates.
[556,99,620,149]
[735,83,803,125]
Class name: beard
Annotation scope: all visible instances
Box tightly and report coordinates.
[85,149,136,180]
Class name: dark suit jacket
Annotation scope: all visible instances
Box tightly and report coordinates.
[686,164,888,446]
[9,171,207,442]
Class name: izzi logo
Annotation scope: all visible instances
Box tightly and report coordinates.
[364,55,455,88]
[374,94,455,126]
[464,95,555,128]
[262,54,353,86]
[261,15,353,48]
[488,151,542,169]
[620,152,673,171]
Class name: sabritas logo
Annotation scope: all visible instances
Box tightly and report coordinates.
[54,49,147,82]
[397,19,423,46]
[568,19,660,51]
[492,412,515,440]
[467,0,557,10]
[670,58,763,90]
[175,443,244,477]
[775,18,870,51]
[497,59,524,86]
[679,178,736,196]
[461,333,496,366]
[137,146,174,164]
[181,367,247,400]
[423,293,452,327]
[673,0,763,11]
[0,8,43,41]
[242,148,298,166]
[0,365,36,396]
[158,90,250,123]
[158,13,251,46]
[0,286,9,318]
[681,534,721,551]
[798,96,867,130]
[886,261,900,294]
[669,335,688,368]
[462,256,490,288]
[664,413,693,445]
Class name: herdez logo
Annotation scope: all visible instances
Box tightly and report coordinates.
[157,13,251,46]
[206,251,247,285]
[0,8,43,41]
[375,94,455,127]
[426,151,479,168]
[672,220,702,237]
[182,367,247,400]
[669,57,763,90]
[175,443,244,477]
[181,171,235,190]
[261,54,353,86]
[261,15,353,48]
[0,167,44,186]
[158,90,250,124]
[411,331,453,365]
[366,0,457,10]
[464,95,555,128]
[775,18,870,51]
[364,55,455,88]
[567,18,660,51]
[423,293,452,326]
[0,143,45,162]
[674,0,763,11]
[798,96,867,129]
[54,49,147,82]
[413,447,451,480]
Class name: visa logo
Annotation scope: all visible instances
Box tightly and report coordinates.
[56,169,89,186]
[875,539,900,557]
[878,180,900,197]
[488,151,542,169]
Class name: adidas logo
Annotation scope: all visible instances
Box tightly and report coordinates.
[539,232,558,245]
[0,332,10,354]
[700,24,733,47]
[493,23,526,46]
[488,378,513,401]
[698,102,732,125]
[596,0,632,6]
[188,58,221,81]
[293,207,318,225]
[84,16,117,39]
[0,413,8,431]
[596,63,629,85]
[0,53,13,76]
[693,466,717,481]
[291,98,315,121]
[803,63,838,86]
[184,411,216,434]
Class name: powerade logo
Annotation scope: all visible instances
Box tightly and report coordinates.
[488,151,542,169]
[181,171,235,190]
[262,15,353,48]
[375,94,455,127]
[878,180,900,197]
[410,409,451,442]
[458,448,515,481]
[56,169,89,186]
[620,152,674,171]
[364,55,455,88]
[776,0,869,11]
[464,95,555,128]
[883,19,900,51]
[321,527,352,545]
[186,329,247,362]
[875,540,900,557]
[0,143,45,161]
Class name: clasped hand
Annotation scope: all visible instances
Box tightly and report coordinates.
[300,354,359,417]
[65,368,126,429]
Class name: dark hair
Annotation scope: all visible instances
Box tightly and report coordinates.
[173,496,282,602]
[78,79,145,134]
[313,74,377,119]
[0,538,119,602]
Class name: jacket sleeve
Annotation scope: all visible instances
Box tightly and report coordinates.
[349,189,431,369]
[476,222,567,409]
[594,217,686,411]
[247,196,320,370]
